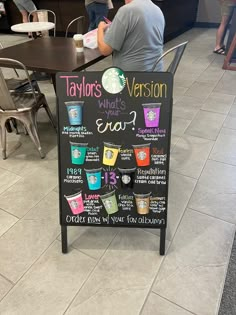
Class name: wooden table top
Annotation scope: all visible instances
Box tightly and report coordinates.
[0,37,105,73]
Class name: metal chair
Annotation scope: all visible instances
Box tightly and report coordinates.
[151,41,188,74]
[0,41,40,94]
[65,16,85,37]
[0,58,56,159]
[28,9,56,37]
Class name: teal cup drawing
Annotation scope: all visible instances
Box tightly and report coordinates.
[84,168,102,190]
[70,142,88,165]
[65,101,84,125]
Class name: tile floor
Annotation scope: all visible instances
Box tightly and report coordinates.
[0,28,235,315]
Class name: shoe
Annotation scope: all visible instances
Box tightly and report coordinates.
[36,32,43,38]
[28,34,33,39]
[213,46,225,55]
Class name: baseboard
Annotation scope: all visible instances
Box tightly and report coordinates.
[194,22,220,28]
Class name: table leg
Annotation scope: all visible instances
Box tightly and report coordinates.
[51,74,56,93]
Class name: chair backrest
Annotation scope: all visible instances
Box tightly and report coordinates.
[28,9,56,37]
[0,58,37,110]
[65,16,85,37]
[0,41,19,77]
[151,41,188,74]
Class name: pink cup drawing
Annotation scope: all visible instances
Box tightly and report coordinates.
[64,191,84,215]
[142,103,162,127]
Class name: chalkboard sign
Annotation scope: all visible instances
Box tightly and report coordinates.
[56,69,173,255]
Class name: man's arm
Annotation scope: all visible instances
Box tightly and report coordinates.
[97,21,113,56]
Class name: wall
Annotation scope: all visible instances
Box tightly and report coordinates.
[197,0,221,24]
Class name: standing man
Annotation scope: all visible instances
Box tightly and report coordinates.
[97,0,165,71]
[214,0,235,55]
[85,0,108,32]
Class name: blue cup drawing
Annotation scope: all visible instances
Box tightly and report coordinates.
[84,167,102,190]
[65,101,84,125]
[70,142,88,165]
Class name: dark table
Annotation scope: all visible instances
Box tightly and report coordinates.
[0,37,106,88]
[0,37,105,132]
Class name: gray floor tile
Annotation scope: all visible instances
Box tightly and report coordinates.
[174,95,204,109]
[142,293,193,315]
[184,82,216,100]
[170,134,214,178]
[172,103,199,121]
[0,210,18,238]
[188,160,236,224]
[70,226,119,260]
[24,191,59,222]
[65,229,164,315]
[201,92,235,114]
[0,275,12,301]
[196,66,224,84]
[210,128,236,166]
[0,168,21,194]
[0,167,58,218]
[0,218,60,283]
[152,209,235,315]
[185,110,226,140]
[145,172,196,241]
[223,103,236,129]
[170,134,180,151]
[0,241,96,315]
[223,116,236,130]
[171,117,191,136]
[214,71,236,95]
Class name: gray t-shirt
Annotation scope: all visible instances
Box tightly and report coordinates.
[104,0,165,71]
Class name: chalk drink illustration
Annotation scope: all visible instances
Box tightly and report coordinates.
[132,143,151,167]
[133,192,151,215]
[142,103,162,128]
[100,190,118,214]
[84,167,102,190]
[118,167,136,189]
[64,190,84,215]
[103,142,121,166]
[65,101,84,125]
[70,142,88,165]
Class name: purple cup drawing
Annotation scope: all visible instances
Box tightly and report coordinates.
[142,103,162,128]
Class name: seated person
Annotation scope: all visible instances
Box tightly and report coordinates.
[97,0,165,71]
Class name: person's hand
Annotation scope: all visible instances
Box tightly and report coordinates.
[98,21,109,32]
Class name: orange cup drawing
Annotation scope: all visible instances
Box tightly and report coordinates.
[132,143,151,167]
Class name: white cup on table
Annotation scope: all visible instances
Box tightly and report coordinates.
[73,34,84,53]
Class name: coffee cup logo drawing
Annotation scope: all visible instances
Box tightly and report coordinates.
[102,67,126,94]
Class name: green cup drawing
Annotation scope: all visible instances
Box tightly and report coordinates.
[100,190,119,215]
[133,192,151,215]
[70,142,88,165]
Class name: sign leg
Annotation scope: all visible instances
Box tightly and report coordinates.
[160,228,166,255]
[61,225,68,254]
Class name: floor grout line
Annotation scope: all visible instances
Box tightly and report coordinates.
[62,229,120,314]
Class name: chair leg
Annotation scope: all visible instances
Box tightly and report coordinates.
[11,118,19,134]
[0,121,7,159]
[24,113,45,159]
[42,100,57,131]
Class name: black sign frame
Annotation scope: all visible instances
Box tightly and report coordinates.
[56,69,173,256]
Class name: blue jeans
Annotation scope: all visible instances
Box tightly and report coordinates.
[86,2,108,31]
